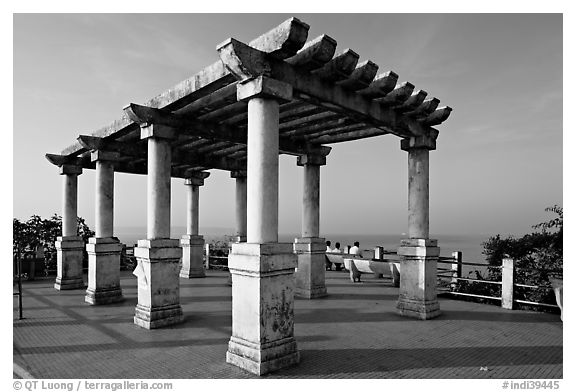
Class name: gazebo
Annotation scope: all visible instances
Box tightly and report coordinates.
[46,17,452,375]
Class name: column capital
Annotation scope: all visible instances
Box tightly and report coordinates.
[140,123,178,140]
[297,153,327,166]
[184,171,210,186]
[230,170,247,179]
[90,150,121,163]
[237,76,293,103]
[400,132,438,152]
[60,164,82,175]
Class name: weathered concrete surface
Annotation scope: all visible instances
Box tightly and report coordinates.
[144,131,173,239]
[180,235,205,278]
[85,237,123,305]
[301,164,320,238]
[133,239,183,329]
[294,237,327,298]
[232,173,247,241]
[245,97,281,243]
[93,158,116,238]
[396,239,441,320]
[226,242,299,375]
[401,135,436,239]
[54,236,85,290]
[60,167,81,237]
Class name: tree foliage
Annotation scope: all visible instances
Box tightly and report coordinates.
[13,214,95,275]
[456,205,562,310]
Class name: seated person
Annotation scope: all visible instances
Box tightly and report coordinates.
[349,241,362,257]
[333,242,342,253]
[325,240,333,270]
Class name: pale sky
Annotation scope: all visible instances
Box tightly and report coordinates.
[12,13,563,236]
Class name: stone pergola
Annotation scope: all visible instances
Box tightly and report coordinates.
[46,18,452,375]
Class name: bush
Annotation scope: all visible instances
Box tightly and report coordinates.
[455,205,562,310]
[13,214,95,277]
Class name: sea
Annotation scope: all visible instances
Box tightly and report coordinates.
[116,227,491,275]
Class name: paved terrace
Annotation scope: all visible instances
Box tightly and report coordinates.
[13,270,562,379]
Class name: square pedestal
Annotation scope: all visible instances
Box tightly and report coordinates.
[396,239,441,320]
[133,239,183,329]
[180,235,205,278]
[293,237,327,299]
[226,242,300,375]
[54,236,85,290]
[85,237,124,305]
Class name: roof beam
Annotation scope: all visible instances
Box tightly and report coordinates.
[337,60,379,91]
[77,135,146,157]
[357,71,399,99]
[248,17,309,60]
[312,49,359,82]
[393,90,428,113]
[404,97,440,119]
[124,103,329,156]
[60,17,310,158]
[421,106,453,126]
[286,35,337,72]
[217,38,428,137]
[376,82,415,106]
[307,128,387,144]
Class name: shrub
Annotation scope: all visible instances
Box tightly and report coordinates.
[455,205,562,310]
[13,214,95,276]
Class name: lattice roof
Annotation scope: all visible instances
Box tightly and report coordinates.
[46,17,452,177]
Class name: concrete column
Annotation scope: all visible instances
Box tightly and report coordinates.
[396,135,441,320]
[62,168,78,237]
[302,163,320,237]
[501,257,515,310]
[54,164,85,291]
[227,170,247,286]
[226,76,299,376]
[85,151,123,305]
[294,152,329,299]
[180,172,209,279]
[246,97,279,243]
[187,184,199,235]
[147,135,172,239]
[134,124,183,329]
[95,159,114,237]
[232,170,248,243]
[408,148,429,238]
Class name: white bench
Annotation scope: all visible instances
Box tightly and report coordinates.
[343,257,400,286]
[325,252,347,270]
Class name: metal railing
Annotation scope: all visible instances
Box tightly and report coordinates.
[437,252,560,310]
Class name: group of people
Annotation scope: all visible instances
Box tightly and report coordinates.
[325,240,362,273]
[325,240,361,256]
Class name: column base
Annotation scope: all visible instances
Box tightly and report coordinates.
[293,237,327,299]
[134,303,183,329]
[54,236,85,290]
[54,277,85,291]
[396,297,441,320]
[227,242,299,375]
[396,238,441,320]
[226,336,300,376]
[85,237,123,305]
[180,235,206,278]
[85,287,124,305]
[295,286,327,299]
[133,239,183,329]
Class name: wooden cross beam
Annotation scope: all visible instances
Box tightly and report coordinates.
[124,103,330,157]
[217,38,427,138]
[59,17,312,158]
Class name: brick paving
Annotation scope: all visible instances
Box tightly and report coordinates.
[13,270,562,379]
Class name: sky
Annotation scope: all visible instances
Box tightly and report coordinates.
[12,13,563,237]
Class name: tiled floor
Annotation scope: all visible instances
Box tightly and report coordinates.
[13,270,562,379]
